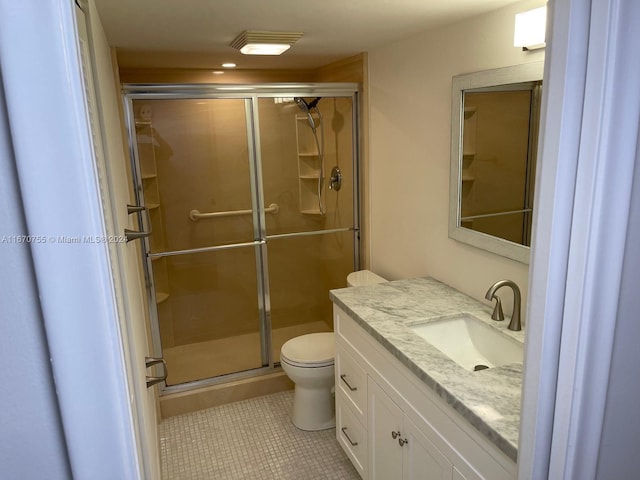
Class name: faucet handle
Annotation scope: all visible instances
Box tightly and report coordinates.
[490,295,505,321]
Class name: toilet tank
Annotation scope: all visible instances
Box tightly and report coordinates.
[347,270,388,287]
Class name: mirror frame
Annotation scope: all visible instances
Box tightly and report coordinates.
[448,62,544,264]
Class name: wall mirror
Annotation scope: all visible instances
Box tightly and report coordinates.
[449,62,544,264]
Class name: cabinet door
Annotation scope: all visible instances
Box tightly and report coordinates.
[368,378,403,480]
[403,415,452,480]
[453,467,467,480]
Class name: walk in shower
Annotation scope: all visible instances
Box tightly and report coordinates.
[123,84,359,392]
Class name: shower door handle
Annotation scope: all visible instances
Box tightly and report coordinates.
[145,356,168,388]
[127,204,146,214]
[125,204,152,242]
[124,228,152,242]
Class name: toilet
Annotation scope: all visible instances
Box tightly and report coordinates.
[280,270,387,431]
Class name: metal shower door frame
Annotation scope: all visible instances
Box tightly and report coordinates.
[122,83,360,394]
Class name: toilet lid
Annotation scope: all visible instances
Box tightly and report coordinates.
[280,332,334,367]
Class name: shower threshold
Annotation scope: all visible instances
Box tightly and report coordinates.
[162,321,330,386]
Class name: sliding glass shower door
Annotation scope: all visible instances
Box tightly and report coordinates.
[124,85,359,390]
[258,96,357,364]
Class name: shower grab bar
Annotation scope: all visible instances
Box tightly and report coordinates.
[189,203,279,221]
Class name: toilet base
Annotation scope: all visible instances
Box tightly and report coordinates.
[291,384,335,431]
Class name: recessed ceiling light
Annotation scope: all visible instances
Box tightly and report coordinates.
[212,71,225,75]
[230,30,303,56]
[222,63,236,68]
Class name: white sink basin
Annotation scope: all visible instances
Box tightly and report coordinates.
[409,314,523,371]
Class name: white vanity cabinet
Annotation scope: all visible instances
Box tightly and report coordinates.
[334,305,516,480]
[369,377,451,479]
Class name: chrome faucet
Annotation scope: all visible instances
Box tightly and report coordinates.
[485,280,522,331]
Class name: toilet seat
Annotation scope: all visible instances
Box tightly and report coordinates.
[280,332,334,368]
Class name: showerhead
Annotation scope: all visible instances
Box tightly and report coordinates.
[294,97,322,130]
[294,96,310,113]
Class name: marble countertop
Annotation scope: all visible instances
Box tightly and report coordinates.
[329,276,524,462]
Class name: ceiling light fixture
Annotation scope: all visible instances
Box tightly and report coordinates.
[514,5,547,51]
[230,30,303,56]
[221,63,236,68]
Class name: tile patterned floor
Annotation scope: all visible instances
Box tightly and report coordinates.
[160,390,360,479]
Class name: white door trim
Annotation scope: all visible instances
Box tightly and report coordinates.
[520,0,640,478]
[0,1,142,478]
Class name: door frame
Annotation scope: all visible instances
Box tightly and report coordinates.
[122,86,361,394]
[519,0,640,478]
[76,1,162,478]
[0,0,144,478]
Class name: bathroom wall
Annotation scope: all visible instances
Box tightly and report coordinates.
[368,0,545,312]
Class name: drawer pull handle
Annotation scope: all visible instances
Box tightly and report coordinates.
[341,427,358,446]
[340,374,358,391]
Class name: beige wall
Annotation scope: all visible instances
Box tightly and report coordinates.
[368,0,545,313]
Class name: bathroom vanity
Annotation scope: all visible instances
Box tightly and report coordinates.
[330,277,523,479]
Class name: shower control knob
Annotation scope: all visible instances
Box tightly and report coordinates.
[329,166,342,191]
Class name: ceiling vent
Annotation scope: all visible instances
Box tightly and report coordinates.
[230,30,304,55]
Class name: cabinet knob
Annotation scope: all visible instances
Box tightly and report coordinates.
[391,430,401,439]
[398,437,409,447]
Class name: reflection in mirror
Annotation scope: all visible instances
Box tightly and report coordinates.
[449,62,544,264]
[462,82,541,245]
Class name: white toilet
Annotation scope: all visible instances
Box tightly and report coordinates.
[280,270,387,431]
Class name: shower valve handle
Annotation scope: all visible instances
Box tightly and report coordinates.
[329,166,342,191]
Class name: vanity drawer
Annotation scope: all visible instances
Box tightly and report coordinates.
[336,345,367,423]
[336,395,368,479]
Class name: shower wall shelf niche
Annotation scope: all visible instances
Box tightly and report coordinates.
[135,117,169,305]
[295,114,323,215]
[461,106,477,220]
